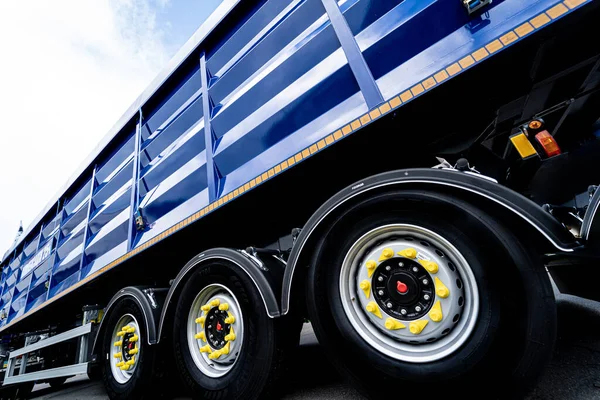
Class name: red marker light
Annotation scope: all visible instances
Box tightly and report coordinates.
[396,281,408,294]
[216,322,222,331]
[535,130,561,157]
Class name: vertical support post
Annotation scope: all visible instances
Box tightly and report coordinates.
[320,0,384,109]
[128,110,143,252]
[35,226,43,252]
[78,335,89,364]
[200,53,218,203]
[6,356,15,379]
[18,353,27,375]
[45,201,63,301]
[78,166,97,278]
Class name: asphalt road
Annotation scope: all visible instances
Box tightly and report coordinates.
[27,293,600,400]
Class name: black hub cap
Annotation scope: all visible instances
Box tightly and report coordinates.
[121,333,136,362]
[372,257,434,320]
[205,307,230,350]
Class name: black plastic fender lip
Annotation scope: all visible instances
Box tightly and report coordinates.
[281,168,580,315]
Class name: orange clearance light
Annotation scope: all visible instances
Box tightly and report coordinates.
[528,120,543,130]
[535,130,561,157]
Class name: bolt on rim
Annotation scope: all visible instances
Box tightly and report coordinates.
[109,314,141,384]
[339,224,479,363]
[187,283,244,378]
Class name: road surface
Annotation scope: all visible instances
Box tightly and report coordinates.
[27,294,600,400]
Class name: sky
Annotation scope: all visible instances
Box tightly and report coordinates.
[0,0,222,255]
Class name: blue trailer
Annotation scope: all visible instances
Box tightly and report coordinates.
[1,0,600,398]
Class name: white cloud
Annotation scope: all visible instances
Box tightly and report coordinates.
[0,0,174,255]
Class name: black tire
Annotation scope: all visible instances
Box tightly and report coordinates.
[173,260,296,400]
[101,298,157,400]
[14,382,34,400]
[48,377,68,388]
[306,190,556,399]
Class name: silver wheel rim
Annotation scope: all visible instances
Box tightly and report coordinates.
[109,314,141,384]
[187,284,244,378]
[339,224,479,363]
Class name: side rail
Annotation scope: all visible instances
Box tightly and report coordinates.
[3,323,91,385]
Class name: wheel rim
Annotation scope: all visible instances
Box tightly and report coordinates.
[109,314,141,384]
[339,223,479,363]
[187,283,244,378]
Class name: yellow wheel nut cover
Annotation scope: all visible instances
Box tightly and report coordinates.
[221,341,231,355]
[201,304,211,312]
[225,314,235,324]
[210,299,221,307]
[409,320,429,334]
[359,280,371,299]
[366,260,377,278]
[208,350,222,360]
[397,248,417,259]
[113,353,122,359]
[418,259,439,274]
[195,332,206,341]
[114,341,122,347]
[128,348,139,355]
[116,361,124,368]
[200,345,212,353]
[384,318,406,330]
[434,277,450,298]
[366,301,383,319]
[429,300,443,322]
[225,332,236,342]
[120,365,129,371]
[219,303,229,311]
[195,316,205,326]
[379,248,394,261]
[130,335,139,342]
[117,331,125,337]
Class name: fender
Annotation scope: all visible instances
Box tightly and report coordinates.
[581,186,600,246]
[156,248,281,342]
[91,286,167,354]
[281,168,580,315]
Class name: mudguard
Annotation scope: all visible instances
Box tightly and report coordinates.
[281,168,580,315]
[91,286,167,354]
[582,186,600,246]
[156,248,282,342]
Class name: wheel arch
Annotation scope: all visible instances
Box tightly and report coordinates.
[156,248,281,343]
[91,286,167,355]
[281,168,580,315]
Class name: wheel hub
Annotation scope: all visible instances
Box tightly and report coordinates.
[205,307,231,350]
[339,224,479,363]
[373,258,435,320]
[187,284,244,378]
[109,315,140,384]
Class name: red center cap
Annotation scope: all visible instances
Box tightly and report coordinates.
[396,280,408,294]
[216,322,222,331]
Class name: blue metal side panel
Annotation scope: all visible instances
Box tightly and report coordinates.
[0,0,593,331]
[134,77,208,246]
[208,0,365,195]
